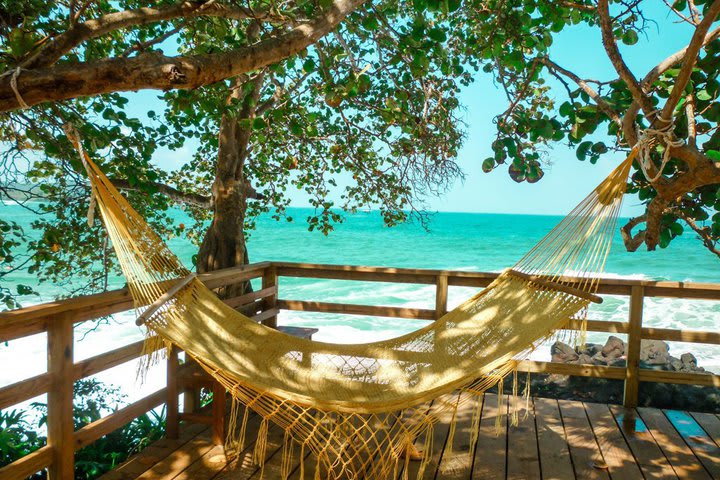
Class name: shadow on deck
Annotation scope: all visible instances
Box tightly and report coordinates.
[99,393,720,480]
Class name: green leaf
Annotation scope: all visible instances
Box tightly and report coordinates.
[302,58,316,73]
[622,30,639,46]
[428,28,447,42]
[559,102,574,118]
[252,117,266,130]
[576,141,593,161]
[697,90,712,101]
[669,222,684,236]
[707,150,720,161]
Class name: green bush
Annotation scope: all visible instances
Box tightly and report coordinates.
[0,379,165,479]
[0,409,45,479]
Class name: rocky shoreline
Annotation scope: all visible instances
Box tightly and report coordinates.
[515,336,720,413]
[550,336,708,374]
[484,336,719,413]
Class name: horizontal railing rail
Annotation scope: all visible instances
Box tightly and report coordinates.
[0,260,718,478]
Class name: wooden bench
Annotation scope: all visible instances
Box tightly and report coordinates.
[171,326,319,445]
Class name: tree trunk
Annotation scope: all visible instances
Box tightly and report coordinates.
[197,75,264,299]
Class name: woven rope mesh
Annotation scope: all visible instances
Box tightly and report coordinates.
[77,136,634,479]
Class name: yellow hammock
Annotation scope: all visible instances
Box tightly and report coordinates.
[73,129,634,479]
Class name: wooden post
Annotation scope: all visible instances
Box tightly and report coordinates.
[166,347,179,439]
[211,381,226,445]
[47,312,74,480]
[623,285,644,407]
[262,266,278,328]
[435,274,448,320]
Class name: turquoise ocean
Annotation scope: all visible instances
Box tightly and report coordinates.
[1,203,719,410]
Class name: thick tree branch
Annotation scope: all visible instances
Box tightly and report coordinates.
[0,0,368,112]
[660,0,720,121]
[621,214,646,251]
[597,0,655,119]
[541,56,622,126]
[110,178,262,208]
[111,177,211,207]
[22,2,277,70]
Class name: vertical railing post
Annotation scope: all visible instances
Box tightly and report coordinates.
[435,274,448,320]
[211,381,226,445]
[47,312,74,479]
[166,347,179,439]
[623,285,644,407]
[262,265,278,328]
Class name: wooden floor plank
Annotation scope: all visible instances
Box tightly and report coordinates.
[506,394,540,480]
[690,412,720,447]
[169,445,227,480]
[609,406,678,480]
[213,421,286,480]
[98,424,209,480]
[106,398,720,480]
[558,399,610,480]
[534,397,575,480]
[637,407,711,480]
[170,409,262,480]
[436,392,482,479]
[664,410,720,479]
[471,393,507,480]
[584,402,643,480]
[135,434,215,480]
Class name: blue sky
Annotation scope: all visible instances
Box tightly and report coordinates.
[133,4,695,218]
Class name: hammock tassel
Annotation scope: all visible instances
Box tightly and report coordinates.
[495,378,504,434]
[314,452,323,480]
[468,393,483,455]
[523,371,532,420]
[402,437,412,480]
[417,419,434,480]
[281,431,293,480]
[300,443,306,480]
[510,368,519,427]
[254,418,269,467]
[236,402,251,453]
[445,395,461,458]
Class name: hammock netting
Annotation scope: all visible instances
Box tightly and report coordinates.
[76,133,635,479]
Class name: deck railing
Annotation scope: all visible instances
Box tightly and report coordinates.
[0,261,719,479]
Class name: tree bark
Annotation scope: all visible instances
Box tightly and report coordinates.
[196,74,264,298]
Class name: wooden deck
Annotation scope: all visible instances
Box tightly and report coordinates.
[99,394,720,480]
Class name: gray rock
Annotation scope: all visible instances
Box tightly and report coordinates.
[602,336,625,356]
[680,352,697,368]
[668,356,683,371]
[591,352,611,365]
[577,353,593,365]
[578,343,602,357]
[640,340,670,365]
[551,341,578,363]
